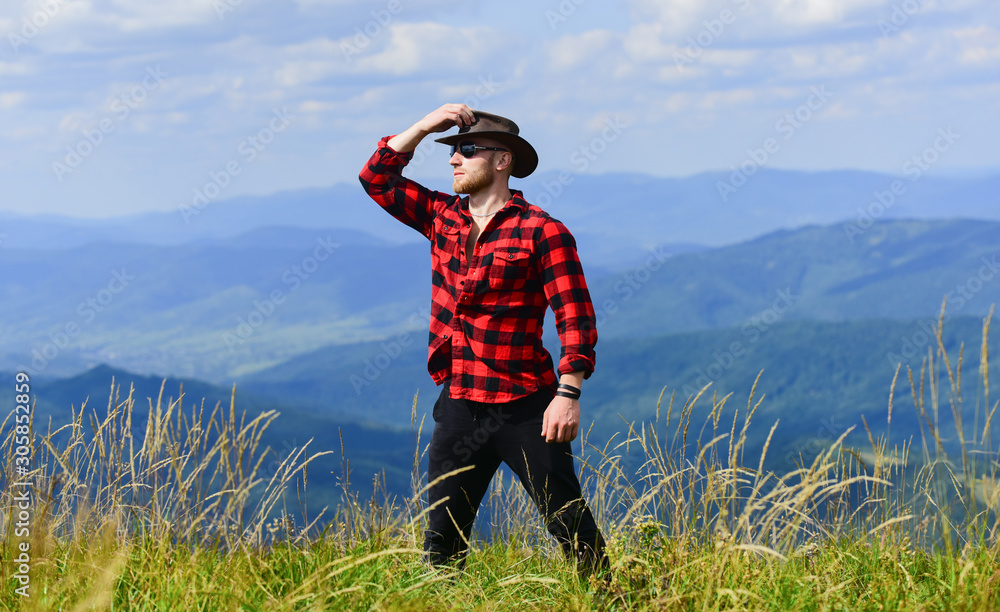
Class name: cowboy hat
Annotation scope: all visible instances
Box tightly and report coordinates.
[433,110,538,178]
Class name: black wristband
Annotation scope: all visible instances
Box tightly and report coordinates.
[558,383,581,395]
[555,390,580,400]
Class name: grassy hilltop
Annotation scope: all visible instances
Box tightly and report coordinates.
[2,317,999,610]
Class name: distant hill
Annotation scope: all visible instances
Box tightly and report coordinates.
[2,168,997,250]
[7,365,418,504]
[237,315,1000,469]
[7,314,996,504]
[591,218,1000,338]
[0,229,431,380]
[1,218,997,382]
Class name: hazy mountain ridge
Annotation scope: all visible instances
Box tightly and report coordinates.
[6,364,416,503]
[591,218,1000,338]
[10,314,995,502]
[233,314,999,470]
[3,168,997,251]
[1,218,997,383]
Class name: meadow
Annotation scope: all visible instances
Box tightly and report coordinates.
[2,311,998,611]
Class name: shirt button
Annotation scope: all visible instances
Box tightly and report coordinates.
[443,334,449,340]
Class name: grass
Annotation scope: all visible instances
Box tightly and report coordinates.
[2,304,999,611]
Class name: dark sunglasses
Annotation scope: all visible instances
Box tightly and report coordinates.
[449,141,508,158]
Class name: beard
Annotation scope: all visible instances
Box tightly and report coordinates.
[452,163,493,194]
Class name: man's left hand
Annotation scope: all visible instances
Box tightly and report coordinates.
[542,395,580,443]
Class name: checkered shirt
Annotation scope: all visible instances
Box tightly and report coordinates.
[359,136,597,402]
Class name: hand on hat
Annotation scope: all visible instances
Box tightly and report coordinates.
[388,103,476,154]
[417,103,477,134]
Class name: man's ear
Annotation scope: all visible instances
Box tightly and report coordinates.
[497,151,513,172]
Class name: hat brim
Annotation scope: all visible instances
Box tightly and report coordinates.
[434,132,538,179]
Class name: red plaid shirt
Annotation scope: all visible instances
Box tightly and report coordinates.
[359,136,597,402]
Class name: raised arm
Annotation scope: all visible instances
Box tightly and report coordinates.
[387,103,476,153]
[359,104,477,239]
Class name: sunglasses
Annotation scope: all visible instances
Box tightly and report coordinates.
[449,141,509,158]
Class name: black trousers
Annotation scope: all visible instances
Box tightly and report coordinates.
[424,383,607,572]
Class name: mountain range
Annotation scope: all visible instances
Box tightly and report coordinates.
[1,215,996,383]
[2,168,998,502]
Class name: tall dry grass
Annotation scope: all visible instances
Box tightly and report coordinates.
[0,304,997,609]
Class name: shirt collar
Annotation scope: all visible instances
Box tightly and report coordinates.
[459,190,527,217]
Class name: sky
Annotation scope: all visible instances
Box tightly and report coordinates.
[0,0,998,218]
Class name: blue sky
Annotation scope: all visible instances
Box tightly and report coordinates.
[1,0,997,218]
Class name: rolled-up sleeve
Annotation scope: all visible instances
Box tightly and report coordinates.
[537,218,597,379]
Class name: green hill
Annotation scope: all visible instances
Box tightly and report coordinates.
[8,313,997,504]
[591,218,1000,338]
[237,315,1000,472]
[2,218,997,383]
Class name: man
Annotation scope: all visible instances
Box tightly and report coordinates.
[359,103,607,574]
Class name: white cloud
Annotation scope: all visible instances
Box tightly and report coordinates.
[766,0,886,26]
[0,92,26,108]
[57,110,92,133]
[291,0,349,5]
[697,88,759,111]
[621,23,671,63]
[626,0,707,36]
[103,0,222,30]
[358,22,501,75]
[953,26,1000,65]
[2,0,228,34]
[0,61,32,76]
[274,37,343,87]
[274,22,506,86]
[0,0,997,217]
[547,30,618,71]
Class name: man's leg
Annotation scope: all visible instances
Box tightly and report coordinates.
[424,387,502,568]
[495,390,608,574]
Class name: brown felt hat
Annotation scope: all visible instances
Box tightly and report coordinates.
[433,110,538,178]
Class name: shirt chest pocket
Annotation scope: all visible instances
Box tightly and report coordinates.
[432,222,462,266]
[488,248,533,291]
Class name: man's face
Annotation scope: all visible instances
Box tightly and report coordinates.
[449,137,505,194]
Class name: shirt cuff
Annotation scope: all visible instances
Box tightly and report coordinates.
[559,354,595,380]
